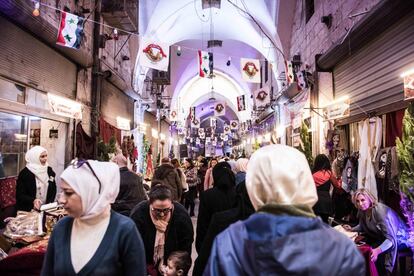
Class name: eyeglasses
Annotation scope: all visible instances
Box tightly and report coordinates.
[151,207,172,215]
[70,158,102,193]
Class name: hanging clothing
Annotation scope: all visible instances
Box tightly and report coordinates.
[358,117,382,199]
[75,122,96,159]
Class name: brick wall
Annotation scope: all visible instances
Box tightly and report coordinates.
[289,0,381,70]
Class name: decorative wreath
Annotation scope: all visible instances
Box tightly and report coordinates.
[143,43,167,62]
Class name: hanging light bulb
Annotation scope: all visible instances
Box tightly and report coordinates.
[113,28,119,40]
[176,46,182,56]
[226,56,231,66]
[32,1,40,17]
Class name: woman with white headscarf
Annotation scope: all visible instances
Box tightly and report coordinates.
[16,146,56,211]
[234,158,248,186]
[205,145,365,276]
[41,160,146,276]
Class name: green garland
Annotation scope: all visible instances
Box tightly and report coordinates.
[396,103,414,202]
[141,135,150,176]
[97,136,117,161]
[299,121,313,167]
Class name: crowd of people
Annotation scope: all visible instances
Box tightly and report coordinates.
[8,145,412,275]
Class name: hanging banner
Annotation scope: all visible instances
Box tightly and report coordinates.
[246,119,252,130]
[199,132,205,139]
[198,128,205,136]
[189,106,196,121]
[191,117,200,128]
[198,50,213,78]
[214,101,226,116]
[285,60,295,84]
[210,117,217,129]
[56,12,84,49]
[48,94,82,119]
[254,86,271,109]
[237,95,246,111]
[241,58,261,83]
[403,71,414,100]
[297,70,309,91]
[323,99,351,121]
[139,37,170,71]
[230,120,239,130]
[169,110,178,121]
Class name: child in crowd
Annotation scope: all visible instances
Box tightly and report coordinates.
[163,251,191,276]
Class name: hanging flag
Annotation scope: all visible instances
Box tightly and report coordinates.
[285,60,295,84]
[237,95,246,111]
[210,117,217,129]
[139,37,170,71]
[56,12,84,49]
[241,58,261,83]
[191,117,200,128]
[189,106,196,121]
[169,110,178,121]
[297,70,309,91]
[198,50,213,78]
[230,120,239,130]
[254,86,271,109]
[214,101,226,116]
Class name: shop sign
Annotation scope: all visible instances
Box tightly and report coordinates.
[48,94,82,119]
[116,116,131,130]
[323,99,350,121]
[403,71,414,101]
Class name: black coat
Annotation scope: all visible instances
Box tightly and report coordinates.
[16,167,57,211]
[195,186,236,253]
[112,167,147,216]
[193,181,254,276]
[130,201,194,266]
[151,164,182,201]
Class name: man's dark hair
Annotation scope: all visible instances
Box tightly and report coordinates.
[168,251,192,275]
[148,184,172,203]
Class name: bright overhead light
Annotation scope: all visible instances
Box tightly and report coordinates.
[401,67,414,78]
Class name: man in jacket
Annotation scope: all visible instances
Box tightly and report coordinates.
[111,154,147,216]
[152,158,182,201]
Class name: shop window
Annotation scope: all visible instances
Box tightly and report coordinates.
[305,0,315,23]
[0,78,25,104]
[0,112,28,177]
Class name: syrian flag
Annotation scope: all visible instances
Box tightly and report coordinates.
[139,37,170,71]
[57,12,84,49]
[198,50,213,78]
[237,95,246,111]
[189,106,196,121]
[285,60,295,84]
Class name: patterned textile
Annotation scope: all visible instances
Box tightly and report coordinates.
[0,176,17,209]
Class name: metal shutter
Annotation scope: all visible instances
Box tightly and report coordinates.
[0,16,76,98]
[333,12,414,124]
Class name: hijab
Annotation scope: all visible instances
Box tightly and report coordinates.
[25,146,49,184]
[60,160,120,220]
[212,161,235,190]
[245,145,317,211]
[235,158,249,173]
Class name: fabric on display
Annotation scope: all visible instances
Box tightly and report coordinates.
[60,160,120,220]
[76,122,96,159]
[358,117,382,199]
[99,118,122,145]
[385,109,404,147]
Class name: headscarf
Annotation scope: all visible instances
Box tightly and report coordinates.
[235,158,249,173]
[245,145,317,210]
[212,161,235,190]
[25,146,49,184]
[112,154,128,168]
[60,160,120,220]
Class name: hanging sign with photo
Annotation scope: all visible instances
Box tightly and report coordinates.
[206,137,211,143]
[237,95,247,111]
[191,117,200,128]
[198,128,205,136]
[210,117,217,129]
[254,86,271,109]
[199,132,205,139]
[241,58,261,83]
[224,125,231,134]
[138,37,170,72]
[230,120,239,130]
[214,101,226,116]
[178,127,186,136]
[169,110,178,121]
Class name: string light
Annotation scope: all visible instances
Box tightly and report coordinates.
[177,46,182,56]
[32,1,40,17]
[226,56,231,66]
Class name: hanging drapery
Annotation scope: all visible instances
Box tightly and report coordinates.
[76,122,96,159]
[385,109,405,147]
[99,118,122,145]
[358,117,382,199]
